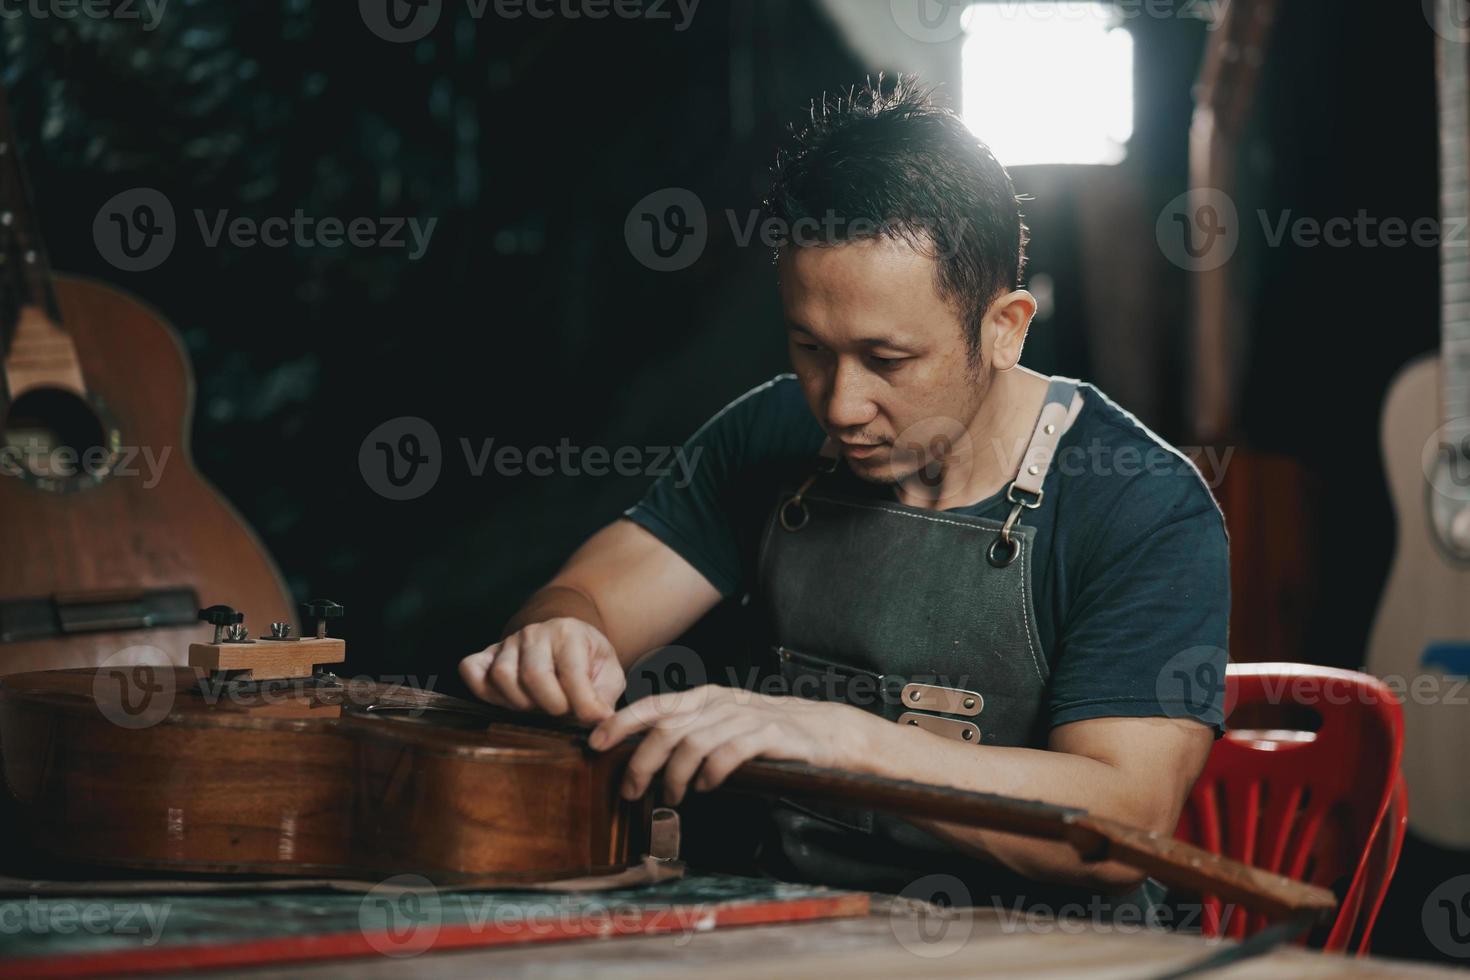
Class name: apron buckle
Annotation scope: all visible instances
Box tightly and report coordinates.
[900,682,984,716]
[898,711,981,743]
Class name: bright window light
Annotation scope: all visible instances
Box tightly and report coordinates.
[960,2,1134,166]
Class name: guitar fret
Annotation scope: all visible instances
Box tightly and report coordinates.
[1438,10,1470,425]
[0,86,63,353]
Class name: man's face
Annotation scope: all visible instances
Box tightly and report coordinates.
[778,236,992,487]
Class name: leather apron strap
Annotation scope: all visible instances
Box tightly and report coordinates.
[991,378,1083,566]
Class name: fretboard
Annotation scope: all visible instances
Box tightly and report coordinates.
[1437,0,1470,425]
[0,83,62,359]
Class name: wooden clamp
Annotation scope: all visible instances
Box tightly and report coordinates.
[188,600,346,680]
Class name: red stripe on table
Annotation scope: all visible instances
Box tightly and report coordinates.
[4,893,871,978]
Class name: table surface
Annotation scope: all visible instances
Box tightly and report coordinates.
[200,906,1466,979]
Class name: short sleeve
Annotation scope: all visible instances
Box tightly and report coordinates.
[623,376,821,598]
[1047,485,1231,736]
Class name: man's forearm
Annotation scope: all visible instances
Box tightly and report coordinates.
[834,705,1181,893]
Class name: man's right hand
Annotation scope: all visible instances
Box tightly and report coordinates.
[458,617,626,723]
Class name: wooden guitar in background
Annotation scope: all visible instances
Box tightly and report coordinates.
[1366,0,1470,849]
[0,83,295,673]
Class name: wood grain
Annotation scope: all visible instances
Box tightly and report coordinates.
[0,276,295,673]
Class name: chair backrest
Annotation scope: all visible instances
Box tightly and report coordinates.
[1346,772,1408,956]
[1173,662,1405,951]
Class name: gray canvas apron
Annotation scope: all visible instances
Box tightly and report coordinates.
[751,378,1163,912]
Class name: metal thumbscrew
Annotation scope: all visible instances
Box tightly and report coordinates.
[198,605,244,644]
[303,599,344,638]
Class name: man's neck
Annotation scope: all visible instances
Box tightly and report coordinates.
[892,367,1052,511]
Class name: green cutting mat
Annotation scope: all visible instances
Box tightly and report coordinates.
[0,874,870,976]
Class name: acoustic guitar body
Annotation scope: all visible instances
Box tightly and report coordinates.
[1366,353,1470,849]
[0,275,295,674]
[0,668,647,882]
[0,666,1336,918]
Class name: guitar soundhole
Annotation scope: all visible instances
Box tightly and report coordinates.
[0,387,120,492]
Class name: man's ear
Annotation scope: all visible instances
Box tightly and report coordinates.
[986,290,1037,371]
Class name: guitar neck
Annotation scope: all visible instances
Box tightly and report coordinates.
[725,758,1337,922]
[1437,0,1470,426]
[0,81,63,358]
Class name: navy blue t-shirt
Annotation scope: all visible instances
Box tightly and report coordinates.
[625,374,1230,734]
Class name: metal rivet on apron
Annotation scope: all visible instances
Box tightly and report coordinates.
[1045,423,1056,435]
[898,712,982,743]
[1027,464,1040,476]
[908,689,921,702]
[963,697,976,710]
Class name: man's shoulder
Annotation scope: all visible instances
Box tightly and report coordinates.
[714,373,808,423]
[1060,382,1225,530]
[695,373,825,462]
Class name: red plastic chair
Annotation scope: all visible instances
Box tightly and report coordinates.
[1346,772,1407,955]
[1173,663,1405,953]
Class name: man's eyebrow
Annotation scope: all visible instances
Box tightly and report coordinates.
[786,321,918,350]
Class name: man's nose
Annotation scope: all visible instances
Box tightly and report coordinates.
[824,361,878,430]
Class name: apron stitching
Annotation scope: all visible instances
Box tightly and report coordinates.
[796,494,1049,684]
[801,494,1015,534]
[1017,539,1046,683]
[757,497,781,587]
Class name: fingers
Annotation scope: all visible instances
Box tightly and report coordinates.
[590,686,712,750]
[459,643,523,710]
[485,637,534,712]
[517,629,571,717]
[619,705,732,802]
[694,726,782,791]
[658,715,762,804]
[557,639,615,724]
[458,647,495,701]
[460,619,623,722]
[589,652,628,714]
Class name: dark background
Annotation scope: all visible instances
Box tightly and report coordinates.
[0,0,1455,963]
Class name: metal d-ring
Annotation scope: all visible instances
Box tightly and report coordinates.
[778,465,828,533]
[988,500,1024,567]
[779,495,810,532]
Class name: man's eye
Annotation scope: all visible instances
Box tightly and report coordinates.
[870,355,909,369]
[795,342,822,352]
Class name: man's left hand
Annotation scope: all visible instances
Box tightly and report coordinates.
[587,686,874,804]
